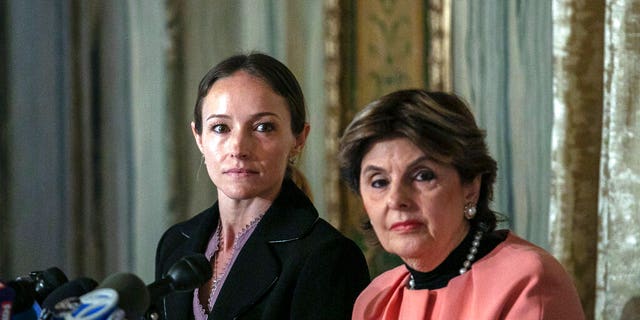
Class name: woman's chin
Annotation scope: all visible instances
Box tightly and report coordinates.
[384,237,430,261]
[220,186,259,200]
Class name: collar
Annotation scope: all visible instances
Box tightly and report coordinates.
[178,178,319,250]
[406,228,507,290]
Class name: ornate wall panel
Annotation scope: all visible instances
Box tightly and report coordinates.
[354,0,427,108]
[324,0,450,276]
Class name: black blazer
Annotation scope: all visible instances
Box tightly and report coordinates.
[154,179,370,319]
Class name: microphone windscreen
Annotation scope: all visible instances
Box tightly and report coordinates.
[169,253,212,290]
[32,267,69,303]
[38,267,68,287]
[98,272,150,317]
[41,277,98,310]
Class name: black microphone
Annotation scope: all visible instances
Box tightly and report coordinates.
[147,253,212,303]
[28,267,69,305]
[145,254,211,319]
[38,277,98,319]
[6,267,68,313]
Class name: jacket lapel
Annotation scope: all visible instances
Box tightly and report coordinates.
[209,179,319,318]
[209,231,280,318]
[162,206,219,320]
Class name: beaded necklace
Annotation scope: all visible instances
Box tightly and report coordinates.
[194,214,264,317]
[408,229,485,290]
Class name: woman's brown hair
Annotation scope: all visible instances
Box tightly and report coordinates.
[338,90,498,231]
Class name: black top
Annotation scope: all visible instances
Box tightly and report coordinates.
[406,228,507,290]
[154,178,370,319]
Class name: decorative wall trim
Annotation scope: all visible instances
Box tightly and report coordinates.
[428,0,451,91]
[323,0,451,276]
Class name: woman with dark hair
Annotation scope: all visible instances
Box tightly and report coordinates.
[339,90,584,319]
[155,52,369,319]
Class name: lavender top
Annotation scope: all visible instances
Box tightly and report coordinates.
[193,215,263,320]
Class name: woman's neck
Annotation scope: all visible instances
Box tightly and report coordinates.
[403,223,470,272]
[217,196,271,251]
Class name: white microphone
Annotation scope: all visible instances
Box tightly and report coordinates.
[38,277,98,320]
[50,273,149,320]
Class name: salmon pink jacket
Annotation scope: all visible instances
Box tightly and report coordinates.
[352,232,585,320]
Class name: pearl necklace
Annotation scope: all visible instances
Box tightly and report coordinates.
[408,229,484,290]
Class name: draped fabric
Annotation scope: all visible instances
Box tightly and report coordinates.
[451,0,553,249]
[553,1,640,319]
[0,1,8,278]
[3,0,140,280]
[596,1,640,318]
[551,1,604,318]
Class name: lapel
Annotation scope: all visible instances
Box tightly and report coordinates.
[162,205,220,320]
[209,179,319,319]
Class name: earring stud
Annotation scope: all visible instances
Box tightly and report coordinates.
[464,203,477,220]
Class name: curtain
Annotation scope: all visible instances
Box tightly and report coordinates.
[452,0,553,249]
[0,0,8,278]
[596,1,640,317]
[128,1,171,283]
[553,1,640,319]
[551,1,604,317]
[3,0,138,280]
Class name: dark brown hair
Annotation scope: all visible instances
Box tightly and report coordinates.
[193,52,306,136]
[338,89,498,231]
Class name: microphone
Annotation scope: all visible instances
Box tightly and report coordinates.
[0,267,68,318]
[26,268,69,306]
[145,254,212,319]
[147,253,212,303]
[97,273,149,319]
[48,273,150,320]
[5,278,35,314]
[38,277,98,320]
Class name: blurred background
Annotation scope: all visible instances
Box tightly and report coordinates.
[1,1,638,319]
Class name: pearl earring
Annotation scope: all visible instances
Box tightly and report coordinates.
[464,203,477,220]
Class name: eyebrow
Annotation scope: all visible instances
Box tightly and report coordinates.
[361,155,432,174]
[205,111,281,122]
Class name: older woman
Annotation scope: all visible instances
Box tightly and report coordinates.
[338,90,584,319]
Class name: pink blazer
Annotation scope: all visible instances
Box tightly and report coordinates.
[353,232,585,320]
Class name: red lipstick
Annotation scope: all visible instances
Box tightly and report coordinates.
[390,220,422,232]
